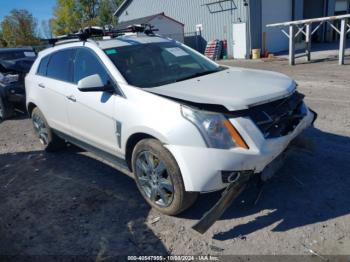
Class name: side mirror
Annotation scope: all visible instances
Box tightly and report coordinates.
[78,74,114,92]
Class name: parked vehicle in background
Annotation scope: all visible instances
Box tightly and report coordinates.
[0,48,37,120]
[25,30,316,218]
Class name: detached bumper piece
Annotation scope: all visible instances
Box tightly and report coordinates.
[309,108,318,125]
[192,171,254,234]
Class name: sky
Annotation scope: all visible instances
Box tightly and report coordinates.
[0,0,56,35]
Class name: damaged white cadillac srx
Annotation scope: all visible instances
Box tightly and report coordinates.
[25,26,317,233]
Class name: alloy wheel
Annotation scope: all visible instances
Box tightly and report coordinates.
[135,151,174,207]
[32,114,49,145]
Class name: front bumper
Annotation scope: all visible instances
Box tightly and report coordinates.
[165,108,316,192]
[1,82,26,104]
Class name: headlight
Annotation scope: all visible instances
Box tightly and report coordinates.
[181,106,248,149]
[0,74,19,85]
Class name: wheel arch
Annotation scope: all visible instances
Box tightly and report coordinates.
[27,102,37,117]
[125,132,157,171]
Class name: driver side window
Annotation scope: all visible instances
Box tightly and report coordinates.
[74,48,111,86]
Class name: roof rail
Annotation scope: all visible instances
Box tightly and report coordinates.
[44,24,158,46]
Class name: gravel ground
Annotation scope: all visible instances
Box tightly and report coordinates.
[0,55,349,259]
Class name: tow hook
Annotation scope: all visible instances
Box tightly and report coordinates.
[192,172,254,234]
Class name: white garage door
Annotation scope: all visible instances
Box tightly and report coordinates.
[262,0,292,53]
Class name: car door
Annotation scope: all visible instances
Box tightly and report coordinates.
[36,49,76,135]
[67,47,121,156]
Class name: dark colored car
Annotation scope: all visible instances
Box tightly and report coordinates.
[0,48,36,120]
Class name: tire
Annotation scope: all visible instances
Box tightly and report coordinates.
[132,139,198,215]
[31,107,66,152]
[0,96,14,121]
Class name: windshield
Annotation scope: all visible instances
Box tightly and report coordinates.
[104,41,222,88]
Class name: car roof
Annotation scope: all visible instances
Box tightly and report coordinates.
[97,35,175,50]
[38,34,176,57]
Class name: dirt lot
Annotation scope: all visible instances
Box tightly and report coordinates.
[0,56,350,259]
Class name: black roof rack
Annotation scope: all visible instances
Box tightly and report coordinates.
[45,24,158,46]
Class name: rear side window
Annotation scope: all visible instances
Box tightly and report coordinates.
[73,48,111,85]
[37,55,50,76]
[47,49,75,82]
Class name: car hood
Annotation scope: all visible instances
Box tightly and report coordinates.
[0,57,36,74]
[149,67,296,111]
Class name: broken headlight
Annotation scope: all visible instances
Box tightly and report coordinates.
[181,106,248,149]
[0,73,19,85]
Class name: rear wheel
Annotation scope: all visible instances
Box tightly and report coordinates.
[0,96,14,121]
[31,107,66,152]
[132,139,198,215]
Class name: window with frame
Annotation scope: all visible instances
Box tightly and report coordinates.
[73,48,111,86]
[37,55,50,76]
[104,42,221,88]
[46,49,75,82]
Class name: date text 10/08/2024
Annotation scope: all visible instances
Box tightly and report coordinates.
[127,255,219,261]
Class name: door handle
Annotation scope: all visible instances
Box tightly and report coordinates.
[38,83,45,88]
[66,95,77,102]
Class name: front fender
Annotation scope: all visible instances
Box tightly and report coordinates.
[123,126,170,151]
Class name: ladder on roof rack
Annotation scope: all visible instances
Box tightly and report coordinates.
[45,24,159,46]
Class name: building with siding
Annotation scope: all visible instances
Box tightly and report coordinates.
[115,13,185,43]
[114,0,350,58]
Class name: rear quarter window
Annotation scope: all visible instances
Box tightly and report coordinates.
[37,55,50,76]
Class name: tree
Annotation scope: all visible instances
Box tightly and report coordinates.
[51,0,125,36]
[0,30,7,47]
[112,0,124,8]
[97,0,125,27]
[51,0,100,36]
[1,9,40,47]
[51,0,82,36]
[77,0,99,27]
[98,0,117,26]
[98,0,112,26]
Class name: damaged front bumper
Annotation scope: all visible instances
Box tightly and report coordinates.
[192,109,317,234]
[192,171,254,234]
[192,131,314,234]
[165,108,316,193]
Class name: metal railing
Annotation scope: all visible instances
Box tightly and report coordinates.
[267,14,350,65]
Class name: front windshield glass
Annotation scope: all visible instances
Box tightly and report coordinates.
[104,41,222,88]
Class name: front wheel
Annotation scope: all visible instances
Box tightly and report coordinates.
[132,139,198,216]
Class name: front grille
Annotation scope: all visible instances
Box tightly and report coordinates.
[247,92,307,138]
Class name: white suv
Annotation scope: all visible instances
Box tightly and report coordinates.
[25,33,316,217]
